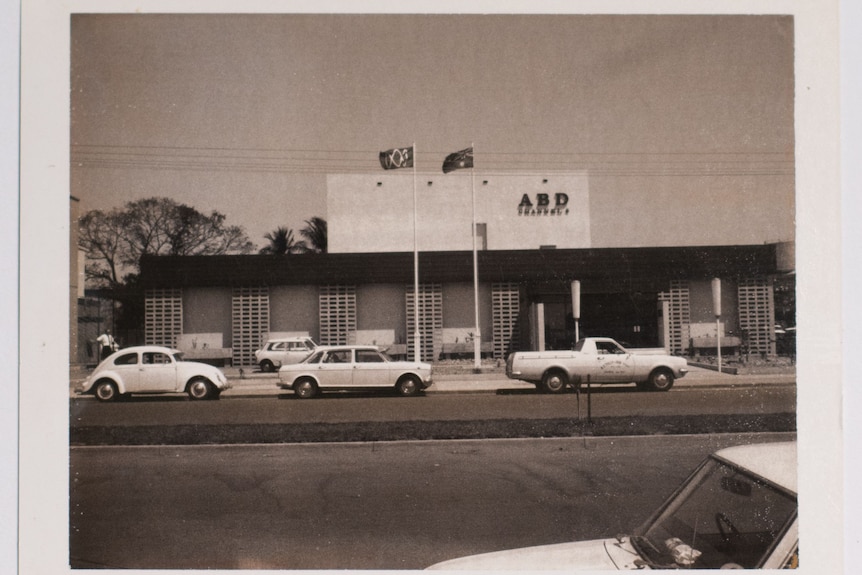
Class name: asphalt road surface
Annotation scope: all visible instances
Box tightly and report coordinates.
[69,432,795,570]
[69,385,796,446]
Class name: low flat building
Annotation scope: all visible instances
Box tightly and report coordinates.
[139,171,794,366]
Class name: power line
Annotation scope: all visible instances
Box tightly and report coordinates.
[71,143,794,178]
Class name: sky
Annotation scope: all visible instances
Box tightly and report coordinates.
[70,13,795,250]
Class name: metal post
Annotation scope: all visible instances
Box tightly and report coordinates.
[712,278,722,374]
[571,280,581,346]
[471,143,481,370]
[576,381,580,421]
[717,317,722,374]
[412,142,421,363]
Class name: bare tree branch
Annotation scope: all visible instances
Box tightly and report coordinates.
[79,196,255,287]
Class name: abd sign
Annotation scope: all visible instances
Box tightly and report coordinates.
[518,193,569,209]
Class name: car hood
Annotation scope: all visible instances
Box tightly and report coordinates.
[426,537,644,570]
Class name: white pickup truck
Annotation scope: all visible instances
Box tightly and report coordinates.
[505,337,688,392]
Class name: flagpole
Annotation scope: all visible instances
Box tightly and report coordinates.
[471,142,481,371]
[412,142,421,363]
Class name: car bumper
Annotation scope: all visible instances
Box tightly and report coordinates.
[276,374,297,389]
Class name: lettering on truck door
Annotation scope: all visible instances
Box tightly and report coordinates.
[593,340,636,383]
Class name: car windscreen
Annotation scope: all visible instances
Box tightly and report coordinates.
[303,351,324,364]
[632,456,796,569]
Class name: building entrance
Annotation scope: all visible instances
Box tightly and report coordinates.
[536,291,660,350]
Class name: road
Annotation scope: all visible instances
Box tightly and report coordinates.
[69,432,795,570]
[69,385,796,445]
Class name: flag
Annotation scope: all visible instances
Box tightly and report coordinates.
[379,147,414,170]
[442,147,473,173]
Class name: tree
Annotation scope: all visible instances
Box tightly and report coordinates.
[78,197,255,344]
[121,197,254,260]
[299,217,327,253]
[79,197,255,289]
[259,226,307,255]
[78,208,130,288]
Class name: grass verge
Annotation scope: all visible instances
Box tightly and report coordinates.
[71,412,796,446]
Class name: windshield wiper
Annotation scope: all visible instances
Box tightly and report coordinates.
[629,536,680,570]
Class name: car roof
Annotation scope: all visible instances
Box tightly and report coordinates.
[313,345,382,352]
[112,345,179,354]
[713,441,797,494]
[265,337,315,343]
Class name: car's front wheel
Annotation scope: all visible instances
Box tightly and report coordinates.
[542,370,568,394]
[187,377,216,400]
[396,375,421,396]
[645,368,674,391]
[293,378,318,399]
[93,379,119,402]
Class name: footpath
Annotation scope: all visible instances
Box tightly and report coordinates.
[69,363,796,397]
[214,364,794,397]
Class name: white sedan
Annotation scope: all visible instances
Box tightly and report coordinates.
[254,336,318,372]
[277,345,433,398]
[76,345,231,401]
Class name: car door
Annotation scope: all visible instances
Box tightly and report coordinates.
[110,350,143,391]
[269,341,288,365]
[139,351,179,392]
[352,349,392,388]
[592,341,636,383]
[316,349,355,389]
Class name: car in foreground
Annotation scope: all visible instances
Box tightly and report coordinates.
[254,336,317,372]
[427,441,797,570]
[277,345,433,398]
[76,345,231,401]
[507,337,688,392]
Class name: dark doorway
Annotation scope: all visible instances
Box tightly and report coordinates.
[575,292,660,348]
[532,290,661,351]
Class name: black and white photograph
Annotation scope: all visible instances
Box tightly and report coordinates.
[16,1,846,573]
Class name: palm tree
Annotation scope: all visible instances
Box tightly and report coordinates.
[299,217,327,253]
[259,226,306,255]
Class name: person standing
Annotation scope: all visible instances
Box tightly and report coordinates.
[96,330,116,361]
